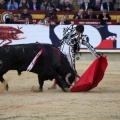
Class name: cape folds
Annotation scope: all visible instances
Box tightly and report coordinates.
[70,56,108,92]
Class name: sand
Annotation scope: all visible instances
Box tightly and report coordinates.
[0,59,120,120]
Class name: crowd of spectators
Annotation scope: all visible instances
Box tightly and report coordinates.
[0,0,119,11]
[1,0,120,25]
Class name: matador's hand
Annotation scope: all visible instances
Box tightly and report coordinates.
[96,53,102,58]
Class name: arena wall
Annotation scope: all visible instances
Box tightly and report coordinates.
[0,24,119,61]
[76,52,120,61]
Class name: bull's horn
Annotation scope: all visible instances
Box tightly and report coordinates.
[65,73,73,86]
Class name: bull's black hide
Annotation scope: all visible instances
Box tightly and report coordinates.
[0,43,75,92]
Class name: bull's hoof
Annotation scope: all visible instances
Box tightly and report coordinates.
[31,86,43,92]
[39,89,43,92]
[31,89,43,92]
[48,86,57,90]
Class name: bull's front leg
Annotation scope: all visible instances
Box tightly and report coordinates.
[38,74,44,92]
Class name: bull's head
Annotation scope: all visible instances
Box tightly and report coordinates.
[56,55,76,92]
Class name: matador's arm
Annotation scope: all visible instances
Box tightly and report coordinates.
[82,36,99,57]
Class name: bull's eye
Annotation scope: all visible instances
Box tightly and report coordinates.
[0,60,3,68]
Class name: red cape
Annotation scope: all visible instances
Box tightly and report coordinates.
[70,56,108,92]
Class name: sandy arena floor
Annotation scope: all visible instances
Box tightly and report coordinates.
[0,59,120,120]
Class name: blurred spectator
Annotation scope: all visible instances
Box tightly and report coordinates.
[49,0,59,4]
[0,0,7,9]
[20,8,32,19]
[56,17,65,25]
[101,0,116,3]
[68,0,73,4]
[78,0,84,4]
[38,15,55,25]
[117,18,120,24]
[85,9,97,19]
[45,8,57,19]
[73,9,86,19]
[27,0,31,4]
[63,14,70,24]
[49,0,59,3]
[92,0,101,11]
[56,15,70,25]
[24,17,33,24]
[14,0,21,4]
[71,0,80,4]
[27,0,32,4]
[80,0,92,11]
[40,0,51,10]
[114,0,120,11]
[113,0,116,3]
[5,11,14,24]
[19,0,29,10]
[29,0,40,10]
[72,0,80,11]
[11,14,20,24]
[5,0,10,4]
[5,0,20,4]
[49,0,61,11]
[28,0,44,5]
[37,0,43,5]
[62,0,73,11]
[103,0,114,11]
[7,0,18,10]
[59,0,64,5]
[78,0,91,4]
[98,9,111,25]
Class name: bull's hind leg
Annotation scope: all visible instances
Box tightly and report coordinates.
[39,80,44,92]
[0,77,9,91]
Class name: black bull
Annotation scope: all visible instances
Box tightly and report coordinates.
[0,43,76,92]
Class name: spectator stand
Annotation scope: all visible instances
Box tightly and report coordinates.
[0,10,120,24]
